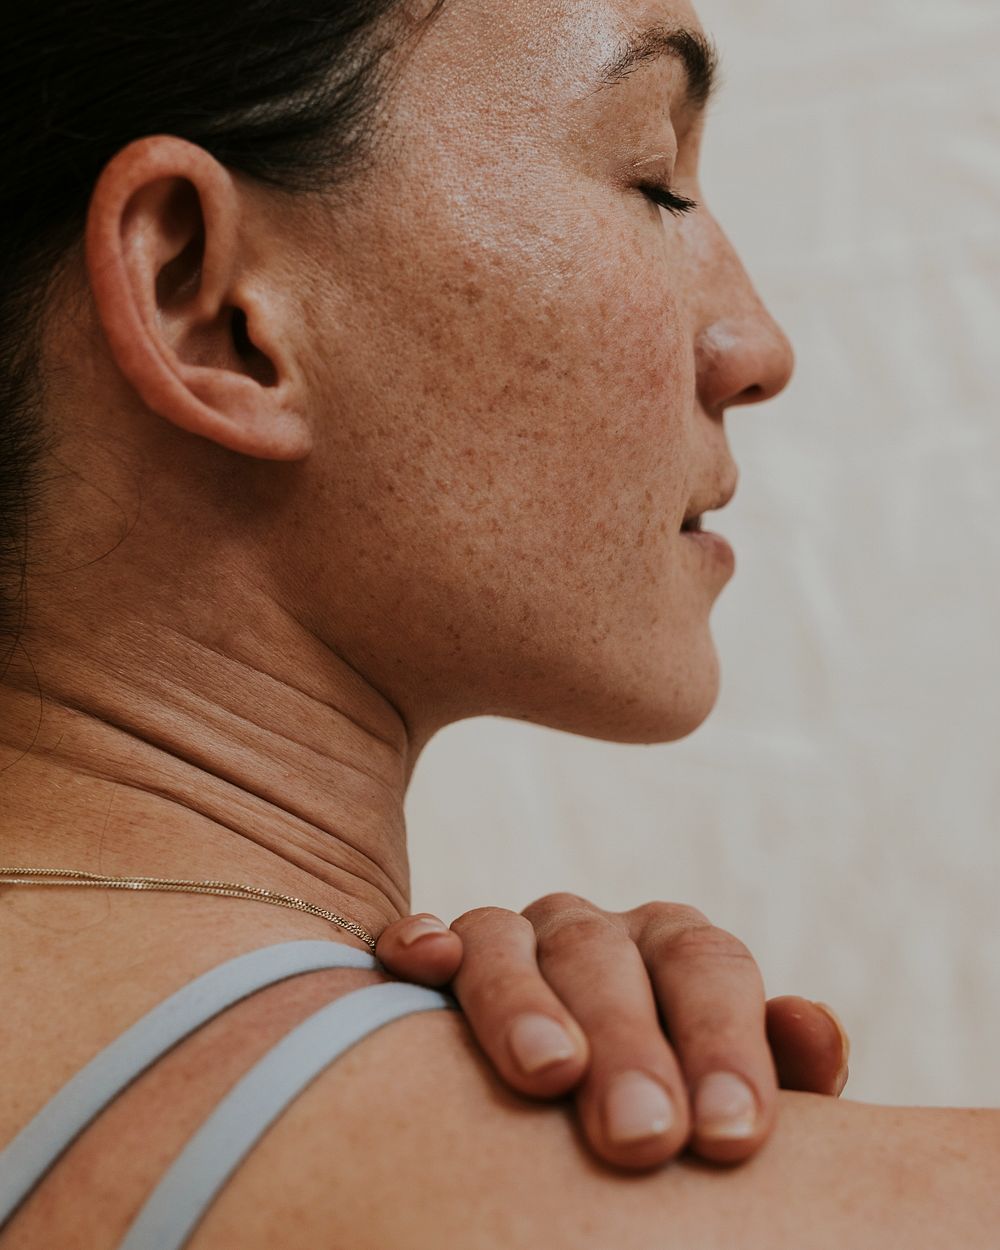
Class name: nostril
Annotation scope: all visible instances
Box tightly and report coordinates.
[725,381,771,408]
[695,317,794,412]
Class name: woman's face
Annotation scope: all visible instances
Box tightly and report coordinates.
[275,0,793,745]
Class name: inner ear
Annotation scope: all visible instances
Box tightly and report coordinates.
[153,181,205,308]
[148,180,277,388]
[230,307,278,387]
[155,232,204,307]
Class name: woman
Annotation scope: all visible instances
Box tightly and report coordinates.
[2,0,846,1196]
[0,0,996,1247]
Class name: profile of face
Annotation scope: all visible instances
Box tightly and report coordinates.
[74,0,795,754]
[269,0,792,746]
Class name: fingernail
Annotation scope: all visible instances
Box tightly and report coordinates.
[812,1002,851,1095]
[694,1072,758,1140]
[813,1001,851,1067]
[399,916,450,947]
[604,1070,674,1144]
[508,1013,577,1075]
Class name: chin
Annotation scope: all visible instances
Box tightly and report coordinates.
[530,634,722,746]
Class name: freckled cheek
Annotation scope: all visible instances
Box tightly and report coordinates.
[599,281,693,569]
[342,220,693,555]
[596,288,688,434]
[558,266,693,482]
[459,250,691,535]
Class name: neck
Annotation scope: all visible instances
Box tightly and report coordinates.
[0,579,421,947]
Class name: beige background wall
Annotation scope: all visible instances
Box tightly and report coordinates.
[405,0,1000,1107]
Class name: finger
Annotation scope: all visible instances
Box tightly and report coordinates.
[528,912,695,1171]
[636,918,777,1166]
[766,996,850,1096]
[375,912,463,987]
[448,907,590,1098]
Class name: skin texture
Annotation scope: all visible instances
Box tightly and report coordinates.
[0,0,881,1216]
[1,0,790,930]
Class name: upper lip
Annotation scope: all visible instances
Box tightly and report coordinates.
[683,476,738,526]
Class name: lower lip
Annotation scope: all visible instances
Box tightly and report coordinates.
[681,528,735,574]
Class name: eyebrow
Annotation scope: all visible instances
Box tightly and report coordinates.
[595,24,720,110]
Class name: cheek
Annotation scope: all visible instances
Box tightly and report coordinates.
[309,196,699,673]
[369,220,694,553]
[539,262,693,578]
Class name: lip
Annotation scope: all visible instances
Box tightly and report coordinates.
[682,478,738,529]
[679,465,739,575]
[680,526,736,576]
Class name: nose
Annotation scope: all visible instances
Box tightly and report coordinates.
[693,226,795,417]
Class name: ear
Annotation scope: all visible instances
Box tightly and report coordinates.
[84,135,312,461]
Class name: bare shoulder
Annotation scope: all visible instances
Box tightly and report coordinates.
[189,1002,1000,1250]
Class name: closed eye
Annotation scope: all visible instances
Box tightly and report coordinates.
[640,183,699,217]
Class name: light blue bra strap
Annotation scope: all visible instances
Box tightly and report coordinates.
[0,940,384,1228]
[119,979,458,1250]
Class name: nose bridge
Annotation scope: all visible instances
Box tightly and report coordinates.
[693,216,795,413]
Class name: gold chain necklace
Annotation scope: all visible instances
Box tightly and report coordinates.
[0,866,377,951]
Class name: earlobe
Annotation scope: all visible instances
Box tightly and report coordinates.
[84,135,312,462]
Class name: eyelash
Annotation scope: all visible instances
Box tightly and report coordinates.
[639,183,699,217]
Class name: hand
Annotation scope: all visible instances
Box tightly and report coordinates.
[375,895,850,1172]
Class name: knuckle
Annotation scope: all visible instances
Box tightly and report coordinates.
[632,901,710,929]
[449,908,537,953]
[541,913,619,955]
[632,905,710,925]
[672,903,711,927]
[521,892,591,922]
[450,905,523,933]
[666,924,755,965]
[521,893,605,944]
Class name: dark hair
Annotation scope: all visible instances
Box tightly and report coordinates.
[0,0,443,659]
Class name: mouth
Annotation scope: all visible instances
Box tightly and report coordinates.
[678,478,738,577]
[680,479,737,536]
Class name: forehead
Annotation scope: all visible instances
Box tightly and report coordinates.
[405,0,707,102]
[376,0,712,195]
